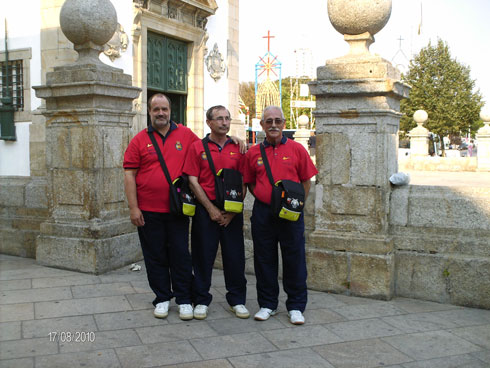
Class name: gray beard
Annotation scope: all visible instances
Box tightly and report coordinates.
[152,119,169,129]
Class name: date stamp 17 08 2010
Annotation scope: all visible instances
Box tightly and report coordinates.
[48,331,96,343]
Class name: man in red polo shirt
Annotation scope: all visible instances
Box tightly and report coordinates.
[123,93,198,321]
[243,105,318,325]
[183,105,248,320]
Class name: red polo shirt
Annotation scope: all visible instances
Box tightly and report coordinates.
[183,136,244,200]
[123,123,199,213]
[243,136,318,205]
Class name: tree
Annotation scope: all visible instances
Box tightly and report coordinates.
[400,39,483,154]
[239,81,256,123]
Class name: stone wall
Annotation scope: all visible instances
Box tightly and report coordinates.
[0,177,47,257]
[390,184,490,309]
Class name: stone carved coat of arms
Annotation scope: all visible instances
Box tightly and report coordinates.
[104,23,129,62]
[205,43,226,82]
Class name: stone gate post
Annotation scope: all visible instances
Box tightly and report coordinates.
[307,0,409,299]
[293,115,311,152]
[33,0,141,273]
[408,110,430,156]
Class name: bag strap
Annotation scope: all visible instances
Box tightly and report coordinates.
[147,129,173,186]
[259,143,275,187]
[202,137,218,177]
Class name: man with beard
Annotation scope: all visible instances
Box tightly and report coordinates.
[183,105,249,320]
[123,93,198,320]
[243,106,318,325]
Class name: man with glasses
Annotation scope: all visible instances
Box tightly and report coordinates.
[183,105,249,320]
[243,106,318,325]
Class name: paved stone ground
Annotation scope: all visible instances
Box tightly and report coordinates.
[1,254,489,368]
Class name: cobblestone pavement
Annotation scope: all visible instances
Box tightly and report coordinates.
[1,254,489,368]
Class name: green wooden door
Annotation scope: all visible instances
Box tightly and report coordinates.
[147,32,188,124]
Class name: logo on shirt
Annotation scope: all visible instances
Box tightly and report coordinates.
[147,144,153,148]
[282,156,290,161]
[257,157,263,166]
[175,141,183,151]
[201,152,207,160]
[230,151,238,156]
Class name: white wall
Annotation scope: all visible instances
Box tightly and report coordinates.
[1,0,41,176]
[99,2,134,76]
[0,123,31,176]
[204,0,230,134]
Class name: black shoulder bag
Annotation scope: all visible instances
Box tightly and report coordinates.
[147,130,195,217]
[202,137,244,213]
[259,143,305,221]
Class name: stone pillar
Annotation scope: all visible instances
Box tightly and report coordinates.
[477,109,490,171]
[293,115,310,152]
[308,0,409,299]
[408,110,429,156]
[33,0,141,273]
[227,0,245,140]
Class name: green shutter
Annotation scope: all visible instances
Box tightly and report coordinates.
[0,62,16,141]
[147,35,164,90]
[147,32,187,94]
[166,38,187,92]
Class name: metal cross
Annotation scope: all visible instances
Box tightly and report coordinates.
[262,30,275,53]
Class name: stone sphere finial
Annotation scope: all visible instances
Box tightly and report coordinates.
[60,0,118,64]
[327,0,392,55]
[409,110,429,137]
[413,110,428,125]
[298,115,309,129]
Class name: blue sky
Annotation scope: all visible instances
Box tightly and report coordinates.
[239,0,490,108]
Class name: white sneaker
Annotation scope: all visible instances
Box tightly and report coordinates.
[178,304,194,320]
[231,304,250,319]
[254,307,277,321]
[193,304,208,320]
[153,301,169,319]
[288,310,305,325]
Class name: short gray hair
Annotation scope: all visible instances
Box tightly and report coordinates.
[260,106,285,122]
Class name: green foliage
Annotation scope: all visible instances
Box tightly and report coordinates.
[239,81,256,122]
[400,39,483,143]
[280,77,315,129]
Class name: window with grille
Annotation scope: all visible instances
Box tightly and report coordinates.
[0,59,24,111]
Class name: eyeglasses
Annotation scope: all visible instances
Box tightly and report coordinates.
[263,118,285,125]
[212,116,231,122]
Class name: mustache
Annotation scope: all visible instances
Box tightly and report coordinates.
[268,128,280,132]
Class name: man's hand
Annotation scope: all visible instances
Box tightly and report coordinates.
[220,211,236,227]
[130,207,145,227]
[208,205,225,224]
[124,169,144,227]
[230,135,246,154]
